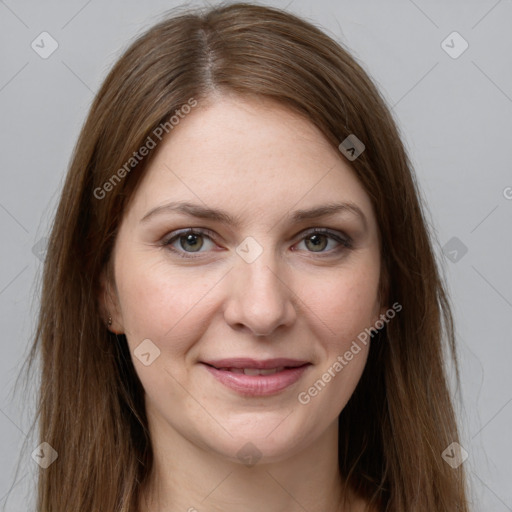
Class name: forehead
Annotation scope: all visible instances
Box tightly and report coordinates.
[124,94,376,228]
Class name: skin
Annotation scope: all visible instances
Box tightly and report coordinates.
[102,92,387,512]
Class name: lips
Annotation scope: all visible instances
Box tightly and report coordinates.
[203,358,309,370]
[201,358,311,396]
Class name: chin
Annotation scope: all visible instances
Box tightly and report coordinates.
[198,416,318,466]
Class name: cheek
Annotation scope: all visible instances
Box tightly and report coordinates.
[114,251,216,348]
[303,259,381,347]
[297,279,375,418]
[293,258,380,411]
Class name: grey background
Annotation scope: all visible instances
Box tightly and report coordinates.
[1,0,511,510]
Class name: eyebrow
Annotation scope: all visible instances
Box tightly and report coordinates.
[140,200,367,230]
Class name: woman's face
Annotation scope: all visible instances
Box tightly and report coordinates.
[105,93,387,464]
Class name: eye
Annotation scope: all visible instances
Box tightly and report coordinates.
[162,228,217,258]
[294,228,352,254]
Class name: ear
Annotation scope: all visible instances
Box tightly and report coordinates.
[377,261,391,318]
[98,267,124,334]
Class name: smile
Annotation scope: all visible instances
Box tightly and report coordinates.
[201,358,311,396]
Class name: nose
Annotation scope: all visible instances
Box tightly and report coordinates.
[223,251,297,337]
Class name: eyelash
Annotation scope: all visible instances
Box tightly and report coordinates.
[161,227,353,259]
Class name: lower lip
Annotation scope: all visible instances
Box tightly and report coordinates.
[202,364,311,396]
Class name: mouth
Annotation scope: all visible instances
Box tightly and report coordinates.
[200,358,311,396]
[213,366,288,375]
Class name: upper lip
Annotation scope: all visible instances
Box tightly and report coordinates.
[202,358,310,369]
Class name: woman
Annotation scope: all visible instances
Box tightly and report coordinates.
[19,2,470,511]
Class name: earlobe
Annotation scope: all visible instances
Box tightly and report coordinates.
[106,315,122,335]
[99,268,124,334]
[378,264,391,318]
[106,314,116,333]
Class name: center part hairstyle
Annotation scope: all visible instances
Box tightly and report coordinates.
[19,2,470,511]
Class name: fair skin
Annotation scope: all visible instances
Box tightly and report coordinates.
[103,92,386,512]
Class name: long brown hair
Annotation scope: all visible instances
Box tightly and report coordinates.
[13,2,470,511]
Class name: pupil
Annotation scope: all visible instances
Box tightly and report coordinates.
[181,233,202,252]
[306,234,327,252]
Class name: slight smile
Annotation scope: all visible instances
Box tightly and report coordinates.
[200,358,312,397]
